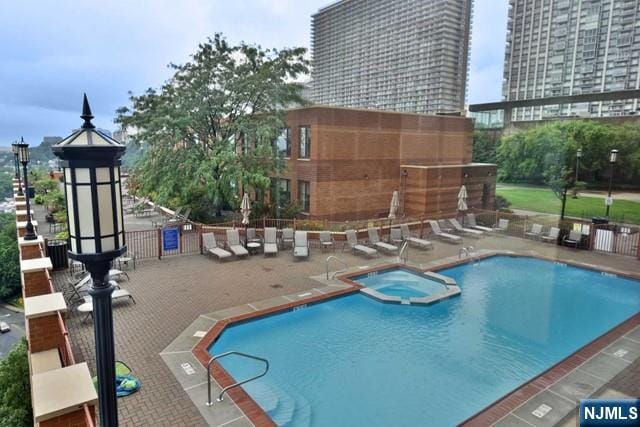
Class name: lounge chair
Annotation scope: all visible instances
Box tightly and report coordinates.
[465,213,493,233]
[448,218,483,238]
[281,228,294,248]
[226,229,249,257]
[400,224,433,250]
[124,198,146,214]
[563,230,582,249]
[293,231,309,258]
[494,219,509,233]
[390,228,403,245]
[438,220,455,234]
[264,228,278,256]
[367,228,398,253]
[541,227,560,243]
[168,207,191,224]
[428,220,463,244]
[116,251,136,270]
[246,228,262,244]
[202,233,232,260]
[525,223,543,240]
[345,230,378,257]
[319,231,335,252]
[76,282,135,321]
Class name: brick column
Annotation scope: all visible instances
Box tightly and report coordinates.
[19,235,45,260]
[21,257,54,298]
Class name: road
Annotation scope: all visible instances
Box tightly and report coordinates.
[0,306,25,359]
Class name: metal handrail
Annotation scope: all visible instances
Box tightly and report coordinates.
[326,255,347,280]
[206,351,269,406]
[398,241,409,264]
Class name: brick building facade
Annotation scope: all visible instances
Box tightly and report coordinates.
[271,106,496,221]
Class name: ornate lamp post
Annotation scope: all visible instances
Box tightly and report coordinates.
[575,148,582,182]
[12,141,23,195]
[605,149,618,218]
[17,139,37,240]
[53,95,126,427]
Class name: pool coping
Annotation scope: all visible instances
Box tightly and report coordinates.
[188,250,640,427]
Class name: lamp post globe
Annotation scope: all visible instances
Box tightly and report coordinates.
[12,141,23,195]
[52,94,126,427]
[605,149,619,218]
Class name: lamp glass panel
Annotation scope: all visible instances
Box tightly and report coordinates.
[96,167,111,183]
[65,168,72,183]
[82,238,96,254]
[76,186,95,241]
[101,236,115,252]
[70,238,77,253]
[115,180,123,233]
[18,146,29,163]
[75,168,91,184]
[97,183,115,236]
[65,183,76,236]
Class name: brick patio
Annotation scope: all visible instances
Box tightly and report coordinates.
[53,233,640,426]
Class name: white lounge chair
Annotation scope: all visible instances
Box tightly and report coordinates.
[345,230,378,257]
[465,213,493,233]
[246,228,262,244]
[319,231,335,252]
[448,218,483,238]
[76,283,135,321]
[563,230,582,248]
[202,233,232,260]
[293,231,309,258]
[264,227,278,256]
[367,228,398,253]
[525,223,543,240]
[281,228,294,248]
[494,219,510,233]
[226,229,249,257]
[428,220,463,244]
[541,227,560,243]
[390,228,403,245]
[400,224,433,250]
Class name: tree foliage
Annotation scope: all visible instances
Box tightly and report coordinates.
[472,130,499,164]
[117,34,309,221]
[0,338,32,427]
[0,213,20,301]
[497,121,640,189]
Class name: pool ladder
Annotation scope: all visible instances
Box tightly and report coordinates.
[398,241,409,264]
[206,351,269,406]
[458,246,477,261]
[326,255,348,280]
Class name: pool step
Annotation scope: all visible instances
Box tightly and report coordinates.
[245,381,311,426]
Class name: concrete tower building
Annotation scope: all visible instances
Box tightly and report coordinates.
[503,0,640,120]
[311,0,473,114]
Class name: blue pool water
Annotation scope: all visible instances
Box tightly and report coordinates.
[353,268,446,299]
[210,256,640,426]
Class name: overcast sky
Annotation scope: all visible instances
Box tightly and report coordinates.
[0,0,508,145]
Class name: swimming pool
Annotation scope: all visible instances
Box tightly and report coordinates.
[353,268,447,299]
[209,256,640,426]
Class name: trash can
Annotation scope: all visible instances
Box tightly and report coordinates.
[592,216,609,225]
[47,240,68,270]
[27,186,35,198]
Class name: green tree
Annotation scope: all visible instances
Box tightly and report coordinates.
[117,34,309,221]
[472,130,498,163]
[0,213,20,301]
[0,338,32,427]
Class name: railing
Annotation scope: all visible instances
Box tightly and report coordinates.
[206,351,269,406]
[325,256,348,280]
[398,241,409,264]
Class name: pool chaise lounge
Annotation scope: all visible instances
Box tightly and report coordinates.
[293,231,309,258]
[345,230,378,257]
[400,224,433,250]
[493,218,510,233]
[76,283,136,320]
[465,213,493,233]
[202,232,232,260]
[525,223,543,239]
[447,218,483,238]
[226,229,249,257]
[428,220,462,244]
[541,226,560,243]
[367,228,398,253]
[264,227,278,256]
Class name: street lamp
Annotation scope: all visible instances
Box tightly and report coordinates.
[605,149,619,218]
[12,141,23,195]
[575,148,582,182]
[17,138,37,240]
[53,94,126,427]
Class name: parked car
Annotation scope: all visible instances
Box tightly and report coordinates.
[0,322,10,333]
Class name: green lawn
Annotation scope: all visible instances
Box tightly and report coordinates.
[496,186,640,224]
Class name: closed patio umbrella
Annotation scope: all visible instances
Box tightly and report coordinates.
[388,190,400,220]
[457,185,468,217]
[240,193,251,246]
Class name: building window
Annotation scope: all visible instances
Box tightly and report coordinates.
[275,128,291,157]
[299,126,311,159]
[273,178,290,207]
[298,180,310,212]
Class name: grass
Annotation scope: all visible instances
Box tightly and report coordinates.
[496,186,640,224]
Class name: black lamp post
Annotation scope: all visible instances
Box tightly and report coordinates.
[53,95,126,427]
[17,139,37,240]
[605,149,618,218]
[12,141,23,195]
[575,148,582,182]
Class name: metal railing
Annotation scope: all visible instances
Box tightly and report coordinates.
[325,255,348,280]
[206,351,269,406]
[398,241,409,264]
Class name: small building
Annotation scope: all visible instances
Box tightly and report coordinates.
[271,106,496,221]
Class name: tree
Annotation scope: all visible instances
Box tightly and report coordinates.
[0,213,20,301]
[472,130,499,164]
[0,338,32,427]
[117,34,310,221]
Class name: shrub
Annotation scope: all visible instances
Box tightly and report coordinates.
[0,338,32,427]
[0,213,20,301]
[494,195,512,211]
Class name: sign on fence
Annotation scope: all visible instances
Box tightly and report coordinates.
[162,227,179,252]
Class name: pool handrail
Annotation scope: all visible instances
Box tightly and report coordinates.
[398,241,409,264]
[206,351,269,406]
[326,255,348,280]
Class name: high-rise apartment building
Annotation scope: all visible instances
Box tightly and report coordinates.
[503,0,640,120]
[311,0,473,114]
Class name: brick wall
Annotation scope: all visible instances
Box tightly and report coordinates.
[28,314,63,353]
